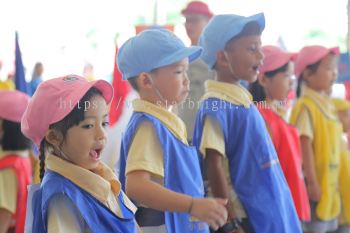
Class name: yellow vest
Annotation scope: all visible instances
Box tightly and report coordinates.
[339,137,350,224]
[0,80,15,90]
[290,95,342,220]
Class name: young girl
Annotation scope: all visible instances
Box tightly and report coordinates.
[0,90,32,233]
[290,45,342,233]
[332,98,350,233]
[21,75,140,233]
[248,45,310,222]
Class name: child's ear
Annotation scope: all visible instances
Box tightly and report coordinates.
[216,50,229,68]
[302,69,313,83]
[45,129,63,147]
[138,72,153,89]
[258,75,268,87]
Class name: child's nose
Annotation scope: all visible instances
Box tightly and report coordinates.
[257,48,264,61]
[96,125,106,141]
[183,72,190,85]
[332,68,338,81]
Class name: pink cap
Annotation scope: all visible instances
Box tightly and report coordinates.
[295,45,340,78]
[0,90,30,123]
[181,1,213,18]
[260,45,297,75]
[21,75,113,147]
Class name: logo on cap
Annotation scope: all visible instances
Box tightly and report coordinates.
[62,76,79,83]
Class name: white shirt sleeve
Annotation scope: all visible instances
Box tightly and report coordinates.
[47,194,91,233]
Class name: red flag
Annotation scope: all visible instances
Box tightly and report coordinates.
[109,45,131,126]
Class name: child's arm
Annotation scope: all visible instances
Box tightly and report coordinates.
[126,170,228,230]
[48,194,86,233]
[136,224,142,233]
[199,116,243,228]
[205,149,239,221]
[0,209,12,233]
[0,169,17,233]
[300,135,321,201]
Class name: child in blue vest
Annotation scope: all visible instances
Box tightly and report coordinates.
[117,29,228,233]
[192,13,302,233]
[21,75,140,233]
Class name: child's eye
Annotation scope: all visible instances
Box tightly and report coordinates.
[82,124,93,129]
[248,44,261,54]
[248,46,258,53]
[102,121,109,128]
[326,65,336,70]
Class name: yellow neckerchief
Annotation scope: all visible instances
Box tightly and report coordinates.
[201,80,252,108]
[275,104,288,120]
[0,148,29,159]
[46,154,121,202]
[302,85,337,120]
[132,99,188,144]
[263,100,289,120]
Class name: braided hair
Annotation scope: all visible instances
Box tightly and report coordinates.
[296,61,321,97]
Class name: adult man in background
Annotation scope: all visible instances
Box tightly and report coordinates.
[178,1,215,142]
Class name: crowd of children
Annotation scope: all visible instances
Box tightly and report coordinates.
[1,1,350,233]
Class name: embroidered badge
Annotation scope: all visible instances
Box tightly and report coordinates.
[62,76,79,83]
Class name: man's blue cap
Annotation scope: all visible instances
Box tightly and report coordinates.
[199,13,265,69]
[118,29,203,80]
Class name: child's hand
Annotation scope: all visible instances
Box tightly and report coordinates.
[190,198,228,230]
[308,181,321,201]
[227,228,244,233]
[225,201,245,233]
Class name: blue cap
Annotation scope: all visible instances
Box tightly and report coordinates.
[118,29,203,80]
[199,13,265,69]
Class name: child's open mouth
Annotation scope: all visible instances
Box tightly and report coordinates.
[89,149,102,161]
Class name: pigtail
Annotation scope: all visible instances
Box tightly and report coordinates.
[248,79,266,103]
[39,140,46,182]
[296,61,321,98]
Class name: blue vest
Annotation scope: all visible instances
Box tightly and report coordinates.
[119,112,209,233]
[193,98,302,233]
[32,171,137,233]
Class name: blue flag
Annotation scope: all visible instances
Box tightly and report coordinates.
[15,32,31,94]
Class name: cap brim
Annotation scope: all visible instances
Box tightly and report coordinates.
[154,46,203,70]
[244,13,265,33]
[329,47,340,56]
[90,79,114,104]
